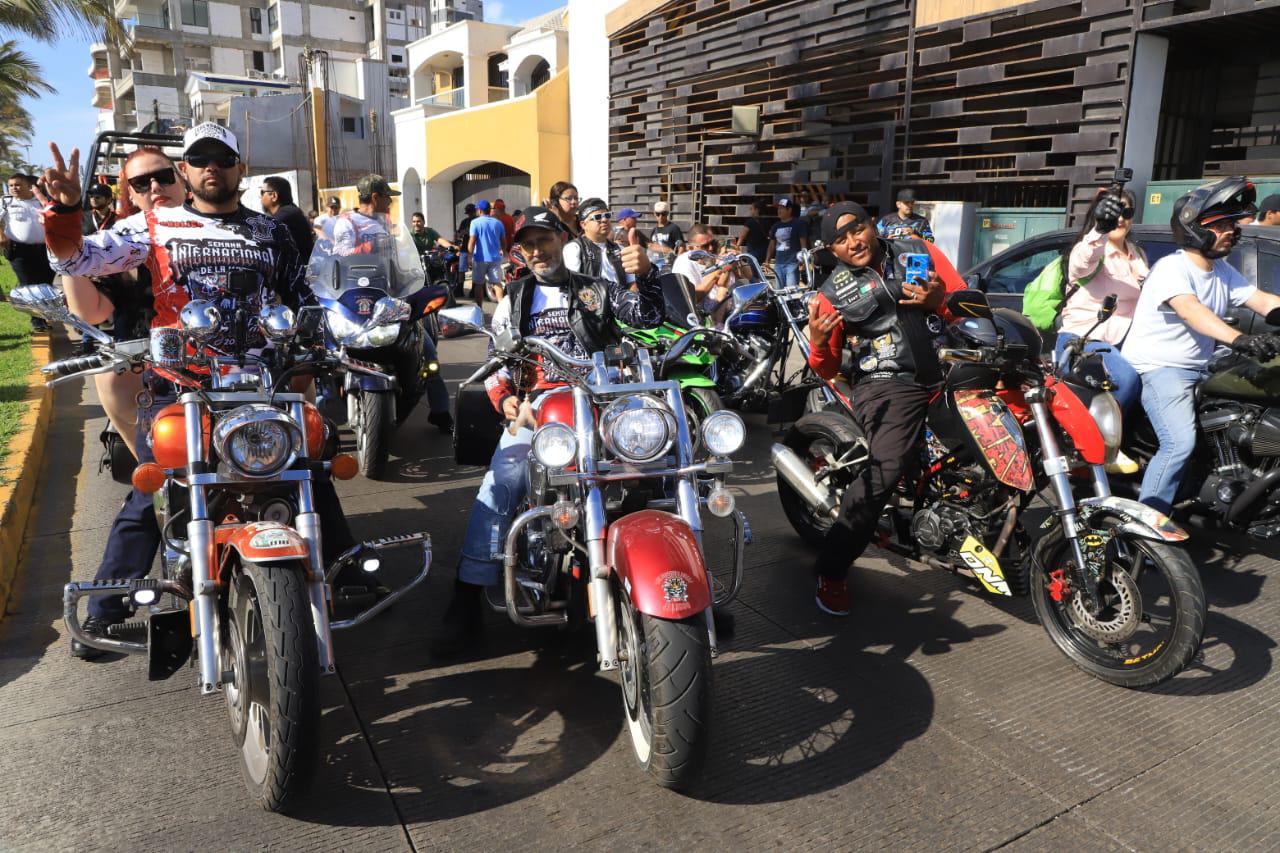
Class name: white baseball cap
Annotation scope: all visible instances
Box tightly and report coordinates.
[182,122,240,159]
[654,201,670,214]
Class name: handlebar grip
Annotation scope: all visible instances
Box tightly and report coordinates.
[46,353,108,377]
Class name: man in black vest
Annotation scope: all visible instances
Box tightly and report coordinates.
[805,202,961,616]
[562,197,631,288]
[432,205,665,655]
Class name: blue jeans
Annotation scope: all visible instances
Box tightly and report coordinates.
[1054,333,1141,414]
[1137,367,1202,515]
[774,261,799,288]
[420,334,450,416]
[456,426,533,587]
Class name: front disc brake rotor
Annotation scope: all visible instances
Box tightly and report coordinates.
[1068,567,1141,643]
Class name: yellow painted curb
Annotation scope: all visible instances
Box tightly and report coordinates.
[0,331,53,618]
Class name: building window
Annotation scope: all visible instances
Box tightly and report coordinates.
[181,0,209,27]
[391,52,403,64]
[249,7,262,34]
[267,2,278,31]
[252,50,265,72]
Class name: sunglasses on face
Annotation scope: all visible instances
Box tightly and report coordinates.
[184,152,239,169]
[126,167,178,193]
[1119,206,1135,219]
[586,213,612,222]
[695,240,718,251]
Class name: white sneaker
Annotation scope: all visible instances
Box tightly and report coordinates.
[1105,450,1139,475]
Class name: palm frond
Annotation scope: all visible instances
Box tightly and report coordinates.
[0,0,124,44]
[0,40,52,101]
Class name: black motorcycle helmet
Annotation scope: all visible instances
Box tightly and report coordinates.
[1170,177,1257,259]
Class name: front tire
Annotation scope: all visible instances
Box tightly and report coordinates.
[777,411,863,548]
[615,584,712,789]
[222,558,319,812]
[1030,520,1205,688]
[358,391,396,480]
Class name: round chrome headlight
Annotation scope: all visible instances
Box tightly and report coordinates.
[360,322,400,348]
[532,422,578,468]
[212,404,301,477]
[701,410,746,457]
[1088,390,1123,464]
[600,395,675,463]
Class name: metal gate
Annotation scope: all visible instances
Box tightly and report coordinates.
[452,162,531,224]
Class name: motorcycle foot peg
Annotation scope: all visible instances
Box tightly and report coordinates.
[106,620,148,638]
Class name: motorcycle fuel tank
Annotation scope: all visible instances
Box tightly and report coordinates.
[1201,355,1280,402]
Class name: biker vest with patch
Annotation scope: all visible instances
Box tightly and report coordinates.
[506,271,622,355]
[820,238,944,387]
[571,236,628,286]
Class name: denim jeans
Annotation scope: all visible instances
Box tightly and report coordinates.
[774,261,799,288]
[456,426,533,587]
[1054,333,1141,414]
[1137,366,1203,515]
[420,334,450,416]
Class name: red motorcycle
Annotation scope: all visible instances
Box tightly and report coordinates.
[445,306,750,787]
[772,291,1205,688]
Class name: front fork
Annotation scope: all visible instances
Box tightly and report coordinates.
[184,400,221,695]
[1025,391,1103,611]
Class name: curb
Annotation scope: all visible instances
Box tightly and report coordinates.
[0,331,53,618]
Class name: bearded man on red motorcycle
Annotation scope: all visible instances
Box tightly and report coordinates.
[805,201,968,616]
[433,205,665,655]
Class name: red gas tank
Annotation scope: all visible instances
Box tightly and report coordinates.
[536,390,577,429]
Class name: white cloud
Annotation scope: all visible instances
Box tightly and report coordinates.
[488,1,511,23]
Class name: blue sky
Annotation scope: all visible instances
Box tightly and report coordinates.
[12,0,566,169]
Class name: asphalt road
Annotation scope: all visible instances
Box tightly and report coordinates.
[2,329,1279,851]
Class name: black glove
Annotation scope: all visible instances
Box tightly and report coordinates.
[1230,333,1280,362]
[1093,193,1125,232]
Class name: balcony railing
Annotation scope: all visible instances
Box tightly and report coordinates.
[488,86,509,103]
[417,88,464,109]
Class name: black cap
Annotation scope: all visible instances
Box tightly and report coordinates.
[578,197,610,220]
[86,183,113,198]
[326,195,341,207]
[896,188,916,203]
[821,201,872,245]
[513,205,565,242]
[1260,194,1280,215]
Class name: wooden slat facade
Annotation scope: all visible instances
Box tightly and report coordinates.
[609,0,1138,229]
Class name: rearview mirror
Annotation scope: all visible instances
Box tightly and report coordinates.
[946,290,993,320]
[7,284,69,322]
[1099,294,1118,320]
[1266,307,1280,327]
[439,305,486,338]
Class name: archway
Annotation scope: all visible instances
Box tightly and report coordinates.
[513,55,552,97]
[399,166,423,229]
[451,162,532,225]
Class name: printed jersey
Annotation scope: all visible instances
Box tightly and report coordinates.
[48,203,307,351]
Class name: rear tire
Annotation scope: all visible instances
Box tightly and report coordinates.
[616,584,712,789]
[359,392,396,480]
[222,558,319,812]
[777,411,863,548]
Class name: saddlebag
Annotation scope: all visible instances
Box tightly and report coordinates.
[454,381,504,466]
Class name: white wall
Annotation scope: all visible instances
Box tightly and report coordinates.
[567,0,625,198]
[1123,33,1169,208]
[136,46,169,74]
[279,1,304,36]
[208,2,241,37]
[211,46,244,75]
[312,4,364,41]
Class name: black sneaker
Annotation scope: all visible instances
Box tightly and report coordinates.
[430,580,485,658]
[71,615,116,660]
[427,411,454,435]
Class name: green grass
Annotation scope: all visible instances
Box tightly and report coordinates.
[0,258,35,471]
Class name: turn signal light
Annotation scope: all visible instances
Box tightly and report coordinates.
[132,462,166,494]
[330,453,359,480]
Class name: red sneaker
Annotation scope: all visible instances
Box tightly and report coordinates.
[815,576,850,616]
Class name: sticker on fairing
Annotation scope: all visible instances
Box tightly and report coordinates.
[249,529,295,549]
[958,535,1011,596]
[659,572,690,604]
[953,390,1034,492]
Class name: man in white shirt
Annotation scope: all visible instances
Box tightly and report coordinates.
[672,223,734,325]
[1122,178,1280,514]
[314,195,341,242]
[2,173,55,329]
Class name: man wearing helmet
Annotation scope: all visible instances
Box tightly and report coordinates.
[1122,177,1280,514]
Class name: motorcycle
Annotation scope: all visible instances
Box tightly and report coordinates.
[309,229,449,479]
[9,284,432,812]
[772,290,1206,687]
[442,305,751,787]
[1062,308,1280,539]
[421,244,461,321]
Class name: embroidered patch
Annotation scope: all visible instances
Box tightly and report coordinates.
[578,287,600,311]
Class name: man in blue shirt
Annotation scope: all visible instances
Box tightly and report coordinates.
[468,199,507,306]
[764,197,808,287]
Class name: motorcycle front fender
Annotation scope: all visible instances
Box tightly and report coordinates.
[1076,495,1189,543]
[607,510,711,619]
[217,521,314,570]
[346,371,397,393]
[669,368,717,389]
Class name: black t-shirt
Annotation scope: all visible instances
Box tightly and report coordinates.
[272,203,314,262]
[650,223,684,251]
[740,217,770,261]
[456,215,475,245]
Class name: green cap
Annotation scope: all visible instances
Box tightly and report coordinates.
[356,174,400,198]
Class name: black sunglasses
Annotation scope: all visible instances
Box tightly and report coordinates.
[1120,206,1135,219]
[184,152,239,169]
[126,167,178,193]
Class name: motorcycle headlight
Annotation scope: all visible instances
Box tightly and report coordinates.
[325,307,365,346]
[600,395,676,464]
[212,404,301,477]
[532,422,577,469]
[701,410,746,457]
[1088,391,1123,464]
[359,322,401,348]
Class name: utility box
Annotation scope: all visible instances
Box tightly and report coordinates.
[916,200,978,271]
[972,208,1066,264]
[1141,177,1280,224]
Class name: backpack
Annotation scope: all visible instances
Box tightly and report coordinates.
[1022,254,1104,332]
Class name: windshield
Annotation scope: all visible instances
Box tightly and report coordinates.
[307,215,425,300]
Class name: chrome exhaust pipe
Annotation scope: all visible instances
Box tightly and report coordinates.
[771,443,840,520]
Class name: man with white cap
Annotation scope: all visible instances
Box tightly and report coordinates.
[40,122,360,657]
[648,200,684,269]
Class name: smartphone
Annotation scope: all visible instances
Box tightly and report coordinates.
[902,253,930,287]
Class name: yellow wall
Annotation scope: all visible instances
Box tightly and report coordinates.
[421,68,571,203]
[317,182,403,224]
[916,0,1029,27]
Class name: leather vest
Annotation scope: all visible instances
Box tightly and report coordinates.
[506,270,622,354]
[572,236,628,287]
[819,238,944,387]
